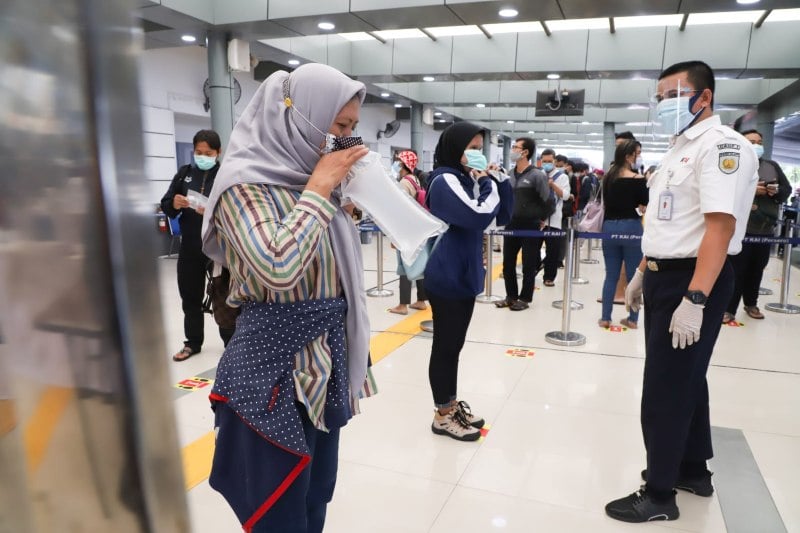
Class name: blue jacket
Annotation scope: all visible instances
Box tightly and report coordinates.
[424,167,513,298]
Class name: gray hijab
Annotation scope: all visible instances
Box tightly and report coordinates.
[202,63,370,402]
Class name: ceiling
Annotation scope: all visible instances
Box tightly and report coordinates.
[136,0,800,153]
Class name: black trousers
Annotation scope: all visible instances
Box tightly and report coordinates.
[502,235,538,302]
[177,246,234,352]
[532,225,562,282]
[641,261,733,493]
[426,291,475,407]
[398,275,426,305]
[727,239,771,314]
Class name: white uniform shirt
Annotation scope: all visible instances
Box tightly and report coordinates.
[642,115,758,258]
[545,169,571,228]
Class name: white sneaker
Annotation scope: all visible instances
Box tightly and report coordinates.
[431,408,481,441]
[456,400,485,428]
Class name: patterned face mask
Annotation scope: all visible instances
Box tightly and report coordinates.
[282,77,363,154]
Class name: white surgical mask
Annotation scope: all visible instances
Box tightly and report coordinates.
[509,151,523,163]
[633,156,643,170]
[654,92,703,136]
[391,160,402,176]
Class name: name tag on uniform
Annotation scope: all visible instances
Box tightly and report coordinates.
[658,190,673,220]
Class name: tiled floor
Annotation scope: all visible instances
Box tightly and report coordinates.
[160,238,800,533]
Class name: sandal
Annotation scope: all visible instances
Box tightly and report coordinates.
[543,280,555,287]
[598,319,611,328]
[620,318,638,329]
[409,302,428,311]
[494,299,512,308]
[509,300,530,311]
[722,312,735,324]
[172,346,197,362]
[744,306,765,320]
[388,305,408,315]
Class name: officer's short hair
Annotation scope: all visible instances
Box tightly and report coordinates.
[540,148,556,159]
[615,131,636,141]
[555,154,568,164]
[659,60,716,109]
[515,137,536,161]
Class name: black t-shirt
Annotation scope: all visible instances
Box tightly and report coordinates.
[603,176,648,220]
[160,163,220,251]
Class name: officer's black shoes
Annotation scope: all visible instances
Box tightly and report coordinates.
[605,488,679,523]
[641,469,714,497]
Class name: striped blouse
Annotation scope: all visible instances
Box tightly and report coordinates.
[214,183,377,431]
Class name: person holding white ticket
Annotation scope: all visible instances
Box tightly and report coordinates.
[160,129,232,361]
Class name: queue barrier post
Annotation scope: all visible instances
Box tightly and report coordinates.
[477,233,502,303]
[553,223,583,310]
[765,223,800,314]
[571,234,589,285]
[581,237,599,264]
[366,231,394,297]
[546,218,586,346]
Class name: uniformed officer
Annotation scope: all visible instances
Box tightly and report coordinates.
[605,61,757,523]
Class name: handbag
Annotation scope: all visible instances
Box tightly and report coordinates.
[396,234,442,281]
[204,262,241,330]
[577,189,604,233]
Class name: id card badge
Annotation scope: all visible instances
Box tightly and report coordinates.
[658,190,674,220]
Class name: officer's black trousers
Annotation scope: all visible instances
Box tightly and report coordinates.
[641,261,733,494]
[426,292,475,407]
[177,246,234,352]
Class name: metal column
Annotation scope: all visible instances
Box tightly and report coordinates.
[603,121,616,171]
[0,0,189,530]
[502,135,510,169]
[207,31,235,152]
[411,103,424,158]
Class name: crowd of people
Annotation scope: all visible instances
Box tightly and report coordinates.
[157,59,793,531]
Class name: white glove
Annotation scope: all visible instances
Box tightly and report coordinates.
[669,298,704,349]
[625,268,644,313]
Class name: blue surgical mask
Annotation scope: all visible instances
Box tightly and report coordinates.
[752,144,764,159]
[464,149,488,171]
[391,160,402,176]
[655,92,703,136]
[542,162,554,173]
[194,154,217,170]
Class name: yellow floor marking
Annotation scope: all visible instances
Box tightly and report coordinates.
[24,386,74,473]
[182,431,217,490]
[181,258,505,490]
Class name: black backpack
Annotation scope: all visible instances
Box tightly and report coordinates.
[512,168,556,222]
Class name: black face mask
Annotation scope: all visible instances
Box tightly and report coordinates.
[326,134,363,152]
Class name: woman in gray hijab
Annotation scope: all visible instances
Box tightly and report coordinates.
[201,63,374,533]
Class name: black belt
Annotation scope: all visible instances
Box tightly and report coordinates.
[645,257,697,272]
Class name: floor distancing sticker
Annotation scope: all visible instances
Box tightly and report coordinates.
[505,348,535,358]
[604,325,628,333]
[478,424,492,441]
[175,377,214,391]
[724,320,744,327]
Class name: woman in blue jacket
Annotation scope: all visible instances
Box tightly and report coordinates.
[424,122,513,441]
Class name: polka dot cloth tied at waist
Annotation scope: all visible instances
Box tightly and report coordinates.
[210,297,351,455]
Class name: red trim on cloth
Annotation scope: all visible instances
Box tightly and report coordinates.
[209,392,229,403]
[242,454,312,532]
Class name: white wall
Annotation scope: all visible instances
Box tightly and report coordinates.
[137,45,445,203]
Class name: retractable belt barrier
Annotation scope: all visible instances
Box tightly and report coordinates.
[487,221,800,344]
[359,222,393,297]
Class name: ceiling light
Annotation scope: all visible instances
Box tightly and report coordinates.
[338,32,373,41]
[546,17,607,31]
[434,112,442,116]
[181,35,196,43]
[437,119,446,123]
[423,76,435,82]
[686,10,762,25]
[768,8,800,21]
[506,120,515,124]
[394,103,402,108]
[374,28,426,40]
[483,21,543,34]
[736,0,760,4]
[318,22,335,30]
[476,103,486,108]
[425,25,483,37]
[287,59,300,66]
[498,8,519,18]
[547,73,560,80]
[614,14,683,28]
[527,130,534,134]
[380,92,390,97]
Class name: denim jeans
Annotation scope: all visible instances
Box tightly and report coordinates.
[601,218,643,323]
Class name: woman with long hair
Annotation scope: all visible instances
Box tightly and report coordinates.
[599,140,649,329]
[423,122,513,441]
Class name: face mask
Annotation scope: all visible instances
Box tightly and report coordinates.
[752,144,764,159]
[509,151,523,163]
[464,149,488,171]
[654,91,703,136]
[542,162,554,173]
[391,161,402,176]
[194,155,217,170]
[633,156,643,170]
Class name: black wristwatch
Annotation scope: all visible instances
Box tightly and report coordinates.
[685,290,708,305]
